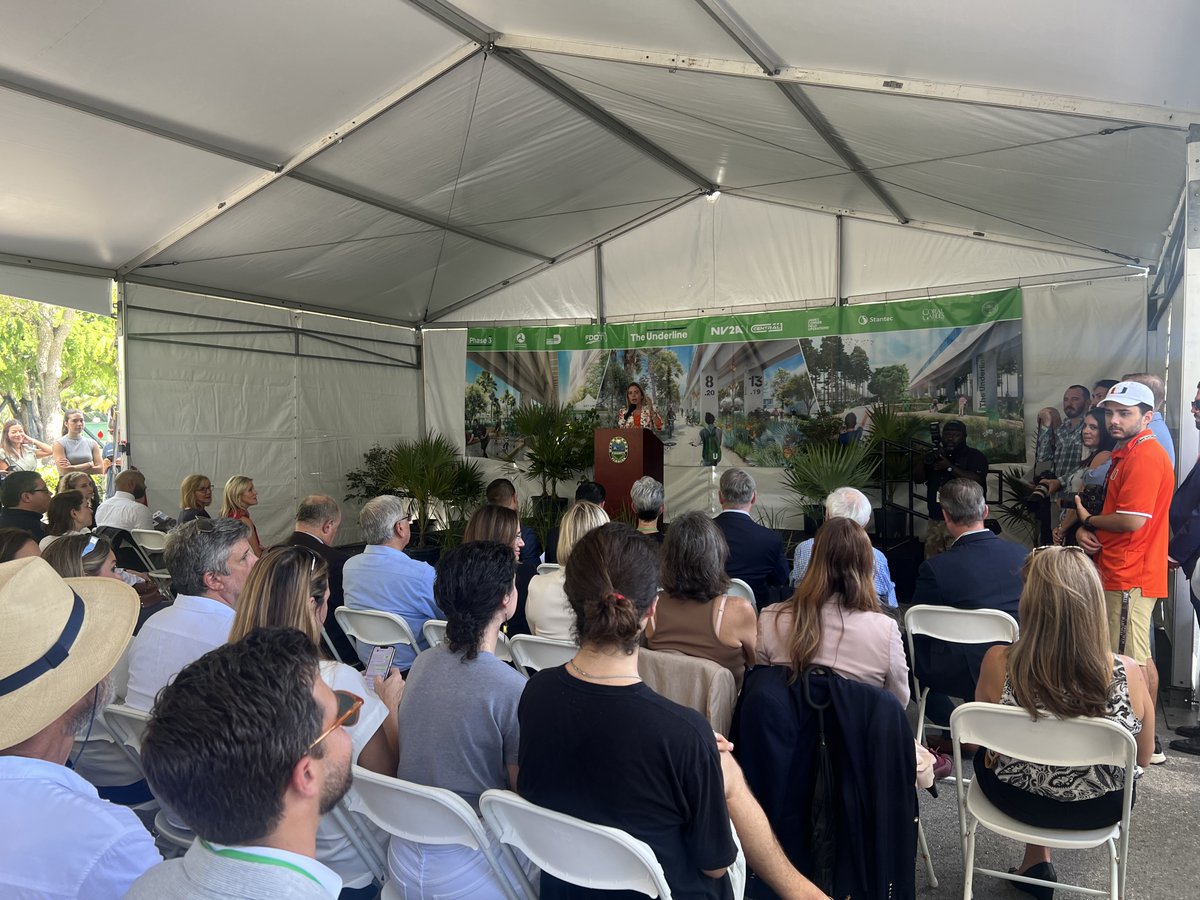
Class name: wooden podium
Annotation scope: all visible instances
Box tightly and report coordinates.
[594,428,664,520]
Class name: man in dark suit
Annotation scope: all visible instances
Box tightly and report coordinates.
[713,468,789,609]
[285,494,357,665]
[911,478,1028,735]
[1168,382,1200,751]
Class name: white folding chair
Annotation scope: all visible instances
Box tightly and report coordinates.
[951,703,1137,900]
[103,703,196,854]
[508,634,576,678]
[535,563,560,575]
[725,578,755,605]
[423,619,447,649]
[350,768,535,900]
[495,630,514,664]
[904,605,1019,746]
[480,789,672,899]
[129,528,173,593]
[334,607,420,660]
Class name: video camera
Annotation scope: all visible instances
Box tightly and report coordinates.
[923,422,945,465]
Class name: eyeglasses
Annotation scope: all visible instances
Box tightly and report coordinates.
[1032,545,1087,555]
[29,488,51,494]
[1191,400,1200,411]
[308,690,362,752]
[193,518,217,532]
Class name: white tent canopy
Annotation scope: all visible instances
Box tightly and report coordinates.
[0,0,1194,323]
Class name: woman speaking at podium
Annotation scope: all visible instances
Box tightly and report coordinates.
[617,382,663,430]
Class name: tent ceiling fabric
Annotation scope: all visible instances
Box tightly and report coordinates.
[0,0,1193,324]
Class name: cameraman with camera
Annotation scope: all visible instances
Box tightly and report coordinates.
[913,420,989,557]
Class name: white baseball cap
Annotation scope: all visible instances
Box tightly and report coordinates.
[1099,381,1155,408]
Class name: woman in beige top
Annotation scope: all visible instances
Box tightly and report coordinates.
[646,511,757,688]
[526,500,608,641]
[758,517,909,707]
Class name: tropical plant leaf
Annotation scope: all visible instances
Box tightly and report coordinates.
[782,442,875,519]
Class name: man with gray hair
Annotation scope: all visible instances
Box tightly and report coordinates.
[713,468,789,609]
[1122,372,1176,465]
[286,494,356,664]
[911,478,1028,739]
[790,488,896,607]
[630,476,665,543]
[342,495,440,671]
[126,517,258,710]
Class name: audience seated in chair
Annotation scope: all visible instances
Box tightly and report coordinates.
[630,475,666,543]
[911,478,1027,733]
[286,494,358,665]
[0,526,40,562]
[518,522,828,900]
[544,481,606,564]
[0,469,51,541]
[758,517,909,707]
[465,502,535,636]
[229,545,404,897]
[39,488,94,551]
[389,540,536,898]
[646,511,757,689]
[0,558,161,897]
[791,487,897,608]
[220,474,264,557]
[970,546,1153,896]
[712,468,789,609]
[125,518,258,710]
[731,665,917,900]
[177,473,213,524]
[95,469,154,533]
[343,495,440,671]
[126,628,355,899]
[526,500,607,641]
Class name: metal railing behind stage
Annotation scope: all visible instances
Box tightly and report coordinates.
[876,438,1019,552]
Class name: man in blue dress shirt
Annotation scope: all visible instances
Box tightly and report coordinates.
[791,487,897,607]
[343,495,441,670]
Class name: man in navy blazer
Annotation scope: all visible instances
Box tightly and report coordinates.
[1168,383,1200,752]
[911,478,1028,731]
[713,468,790,609]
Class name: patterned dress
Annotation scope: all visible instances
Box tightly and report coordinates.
[988,657,1141,801]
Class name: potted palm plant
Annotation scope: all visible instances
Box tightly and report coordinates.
[782,441,875,531]
[511,401,595,515]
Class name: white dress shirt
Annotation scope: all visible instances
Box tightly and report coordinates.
[125,594,235,710]
[0,755,161,899]
[94,491,155,532]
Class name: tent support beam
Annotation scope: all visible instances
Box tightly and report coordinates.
[424,192,702,323]
[124,274,420,329]
[723,189,1128,265]
[493,49,717,193]
[116,43,483,275]
[495,34,1194,129]
[287,172,551,262]
[0,74,276,171]
[402,0,716,191]
[693,0,908,222]
[0,251,114,280]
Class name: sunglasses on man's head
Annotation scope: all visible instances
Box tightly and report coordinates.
[308,690,362,752]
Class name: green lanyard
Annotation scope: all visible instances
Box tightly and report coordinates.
[200,840,322,886]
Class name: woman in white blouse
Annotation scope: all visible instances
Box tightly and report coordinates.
[526,500,609,642]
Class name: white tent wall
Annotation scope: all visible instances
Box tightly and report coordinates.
[438,250,599,324]
[0,263,113,316]
[122,285,420,546]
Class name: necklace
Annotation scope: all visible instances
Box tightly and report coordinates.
[569,657,641,682]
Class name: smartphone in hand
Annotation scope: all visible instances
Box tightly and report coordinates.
[364,645,396,691]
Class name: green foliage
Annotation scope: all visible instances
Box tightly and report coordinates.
[344,444,397,503]
[512,401,595,499]
[992,471,1039,545]
[346,435,484,548]
[868,364,911,403]
[464,383,488,425]
[782,441,875,520]
[863,402,928,496]
[0,295,116,439]
[794,413,842,447]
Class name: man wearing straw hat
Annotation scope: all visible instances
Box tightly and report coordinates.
[0,557,161,897]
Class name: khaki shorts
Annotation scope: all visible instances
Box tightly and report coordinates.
[1103,588,1159,664]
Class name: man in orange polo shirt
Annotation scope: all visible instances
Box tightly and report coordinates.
[1075,380,1173,762]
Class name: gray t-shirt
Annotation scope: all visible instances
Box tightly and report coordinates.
[396,643,524,810]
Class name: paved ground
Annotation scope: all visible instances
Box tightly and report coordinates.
[911,709,1200,899]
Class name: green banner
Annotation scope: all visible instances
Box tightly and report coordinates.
[466,288,1021,352]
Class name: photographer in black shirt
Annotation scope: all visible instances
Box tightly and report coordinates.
[913,420,989,557]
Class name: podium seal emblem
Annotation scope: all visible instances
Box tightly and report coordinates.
[608,436,629,464]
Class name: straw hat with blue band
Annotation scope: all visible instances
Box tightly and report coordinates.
[0,557,139,749]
